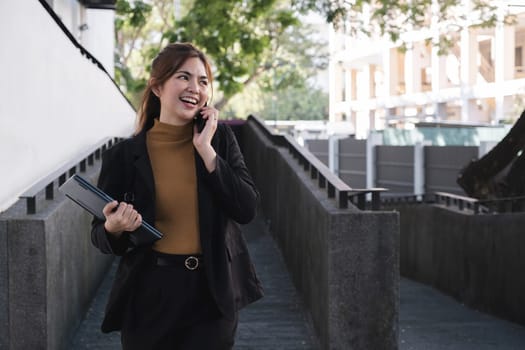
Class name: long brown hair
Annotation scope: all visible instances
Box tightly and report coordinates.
[135,42,213,134]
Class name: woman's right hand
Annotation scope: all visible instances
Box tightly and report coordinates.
[102,201,142,236]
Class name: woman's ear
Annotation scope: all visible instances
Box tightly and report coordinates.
[150,79,160,97]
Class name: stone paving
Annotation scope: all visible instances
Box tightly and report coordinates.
[69,213,316,349]
[400,277,525,350]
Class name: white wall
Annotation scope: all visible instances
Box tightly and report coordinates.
[83,8,115,77]
[53,0,82,40]
[0,1,135,212]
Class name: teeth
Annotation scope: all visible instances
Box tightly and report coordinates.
[181,97,198,105]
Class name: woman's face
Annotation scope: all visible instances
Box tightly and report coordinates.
[155,57,210,125]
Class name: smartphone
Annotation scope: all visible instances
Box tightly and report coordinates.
[194,109,206,132]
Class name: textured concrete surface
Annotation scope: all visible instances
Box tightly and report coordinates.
[68,212,525,350]
[399,204,525,325]
[242,120,399,349]
[0,164,114,350]
[68,213,317,349]
[328,212,399,350]
[8,219,47,350]
[0,220,8,350]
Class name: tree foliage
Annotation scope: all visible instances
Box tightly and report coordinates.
[113,0,327,111]
[295,0,515,53]
[165,0,327,109]
[262,84,329,121]
[221,80,329,121]
[113,0,507,114]
[114,0,194,105]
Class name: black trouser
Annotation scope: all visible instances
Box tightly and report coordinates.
[121,250,238,350]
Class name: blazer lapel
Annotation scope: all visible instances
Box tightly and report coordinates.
[131,131,155,196]
[194,144,217,254]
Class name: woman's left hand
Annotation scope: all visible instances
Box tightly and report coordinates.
[193,106,219,172]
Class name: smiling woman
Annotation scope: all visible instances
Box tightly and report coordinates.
[136,43,214,133]
[89,42,263,350]
[153,58,210,126]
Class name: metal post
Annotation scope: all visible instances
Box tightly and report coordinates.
[366,131,382,189]
[414,141,424,196]
[329,135,339,176]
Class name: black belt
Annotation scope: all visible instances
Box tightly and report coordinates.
[151,253,203,271]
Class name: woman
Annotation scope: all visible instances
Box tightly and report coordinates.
[91,42,263,349]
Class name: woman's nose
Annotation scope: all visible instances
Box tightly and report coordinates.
[187,78,199,92]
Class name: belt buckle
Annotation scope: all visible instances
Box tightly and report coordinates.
[184,256,199,270]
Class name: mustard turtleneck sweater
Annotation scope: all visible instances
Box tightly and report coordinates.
[146,119,201,254]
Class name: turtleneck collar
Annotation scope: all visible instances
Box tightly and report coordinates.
[148,118,193,142]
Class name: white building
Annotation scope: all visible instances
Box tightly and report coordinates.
[329,1,525,139]
[0,0,135,212]
[45,0,116,77]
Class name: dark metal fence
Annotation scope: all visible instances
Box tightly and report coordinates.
[424,146,478,194]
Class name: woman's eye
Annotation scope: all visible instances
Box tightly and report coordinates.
[178,75,189,80]
[200,80,208,86]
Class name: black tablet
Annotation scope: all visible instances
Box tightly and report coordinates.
[59,174,163,246]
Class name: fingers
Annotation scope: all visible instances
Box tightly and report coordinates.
[200,106,218,119]
[103,201,142,233]
[102,200,118,217]
[200,107,219,125]
[194,107,218,137]
[116,202,135,219]
[132,214,143,231]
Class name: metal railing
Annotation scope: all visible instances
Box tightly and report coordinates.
[383,191,525,215]
[434,192,525,214]
[248,115,387,210]
[434,192,487,214]
[479,195,525,213]
[382,192,486,213]
[20,137,121,214]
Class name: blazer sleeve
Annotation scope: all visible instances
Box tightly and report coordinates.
[202,124,259,224]
[90,144,131,256]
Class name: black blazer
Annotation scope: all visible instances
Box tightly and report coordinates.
[91,123,264,333]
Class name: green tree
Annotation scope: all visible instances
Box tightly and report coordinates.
[114,0,327,112]
[263,84,329,121]
[222,78,328,121]
[295,0,515,53]
[167,0,328,110]
[114,0,193,106]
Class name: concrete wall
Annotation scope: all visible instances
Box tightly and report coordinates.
[0,163,113,350]
[0,220,7,350]
[398,203,525,325]
[243,118,399,349]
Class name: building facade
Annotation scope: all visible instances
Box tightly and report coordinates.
[329,1,525,138]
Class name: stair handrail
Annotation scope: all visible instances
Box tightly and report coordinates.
[247,115,387,210]
[20,137,122,214]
